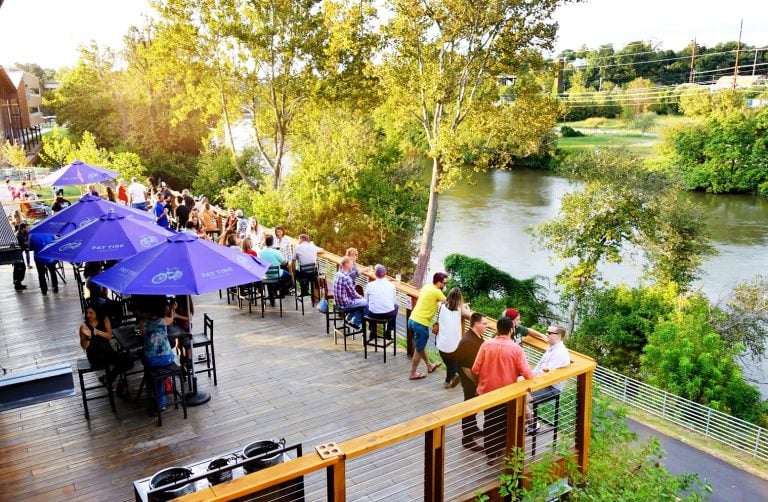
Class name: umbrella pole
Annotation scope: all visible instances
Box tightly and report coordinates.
[184,295,210,406]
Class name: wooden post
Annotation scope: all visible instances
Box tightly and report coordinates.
[424,426,445,502]
[575,370,593,473]
[505,396,526,459]
[326,460,346,502]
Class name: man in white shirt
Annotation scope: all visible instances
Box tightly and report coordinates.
[128,177,148,211]
[293,234,323,304]
[526,325,570,434]
[364,264,398,338]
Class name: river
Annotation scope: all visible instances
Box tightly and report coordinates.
[427,168,768,398]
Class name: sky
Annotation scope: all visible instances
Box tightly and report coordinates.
[0,0,766,70]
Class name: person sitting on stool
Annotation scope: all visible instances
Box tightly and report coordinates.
[364,264,398,338]
[525,325,570,434]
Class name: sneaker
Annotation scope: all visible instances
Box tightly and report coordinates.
[526,422,540,436]
[443,381,452,389]
[450,374,461,388]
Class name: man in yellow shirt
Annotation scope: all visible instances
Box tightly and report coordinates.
[407,272,447,380]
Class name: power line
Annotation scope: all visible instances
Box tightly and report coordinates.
[560,49,752,73]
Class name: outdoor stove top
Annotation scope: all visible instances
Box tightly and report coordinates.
[133,440,304,502]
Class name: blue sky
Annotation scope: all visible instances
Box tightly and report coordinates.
[0,0,766,69]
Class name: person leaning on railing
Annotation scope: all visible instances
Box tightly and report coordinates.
[525,325,570,435]
[471,316,533,463]
[453,312,488,452]
[406,272,447,380]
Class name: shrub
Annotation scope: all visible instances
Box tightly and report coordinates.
[560,125,585,137]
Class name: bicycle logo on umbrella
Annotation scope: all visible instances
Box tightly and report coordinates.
[151,268,183,284]
[139,235,159,248]
[79,217,98,227]
[59,240,83,251]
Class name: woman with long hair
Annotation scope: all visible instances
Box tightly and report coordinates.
[436,287,472,389]
[78,302,133,389]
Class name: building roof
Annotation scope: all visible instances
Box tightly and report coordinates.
[0,66,17,98]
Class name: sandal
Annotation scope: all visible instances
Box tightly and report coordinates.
[409,372,427,380]
[428,361,442,373]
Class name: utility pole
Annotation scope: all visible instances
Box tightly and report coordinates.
[733,19,743,89]
[753,47,760,76]
[689,39,697,83]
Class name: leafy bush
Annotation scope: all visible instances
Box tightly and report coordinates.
[560,125,584,137]
[443,254,551,323]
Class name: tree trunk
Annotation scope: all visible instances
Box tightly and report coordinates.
[412,155,442,287]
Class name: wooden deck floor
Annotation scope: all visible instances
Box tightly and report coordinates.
[0,266,502,501]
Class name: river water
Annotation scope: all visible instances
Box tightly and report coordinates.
[427,168,768,398]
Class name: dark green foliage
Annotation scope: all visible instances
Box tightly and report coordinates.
[443,254,551,323]
[662,107,768,194]
[560,125,584,137]
[570,284,677,379]
[140,151,199,191]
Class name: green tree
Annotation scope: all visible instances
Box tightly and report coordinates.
[570,284,677,378]
[631,111,657,135]
[642,297,765,424]
[531,149,714,331]
[379,0,569,285]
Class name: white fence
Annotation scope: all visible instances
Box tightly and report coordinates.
[593,365,767,460]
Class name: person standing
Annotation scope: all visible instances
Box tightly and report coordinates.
[174,195,190,230]
[51,190,71,213]
[472,316,533,462]
[128,177,148,210]
[116,179,128,205]
[436,287,472,389]
[15,221,31,269]
[28,231,59,295]
[526,325,570,433]
[153,192,169,229]
[406,272,447,380]
[502,308,545,343]
[454,313,488,451]
[364,264,398,339]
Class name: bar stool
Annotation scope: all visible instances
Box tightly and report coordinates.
[76,358,116,420]
[334,305,365,350]
[530,390,561,456]
[137,362,188,426]
[363,316,396,363]
[294,263,317,315]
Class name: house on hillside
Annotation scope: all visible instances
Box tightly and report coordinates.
[0,66,43,155]
[711,74,768,90]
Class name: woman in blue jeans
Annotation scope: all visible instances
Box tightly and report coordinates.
[132,296,175,410]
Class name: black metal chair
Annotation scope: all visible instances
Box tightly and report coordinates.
[138,362,188,427]
[261,266,286,316]
[72,264,87,313]
[192,313,217,386]
[76,358,116,420]
[530,390,561,456]
[237,281,265,317]
[334,305,365,351]
[319,276,344,334]
[294,263,317,315]
[363,315,396,363]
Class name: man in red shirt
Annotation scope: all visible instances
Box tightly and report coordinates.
[472,316,533,462]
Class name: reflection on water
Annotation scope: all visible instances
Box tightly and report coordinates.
[428,168,768,397]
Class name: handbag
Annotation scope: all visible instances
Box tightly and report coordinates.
[431,322,439,335]
[317,298,329,313]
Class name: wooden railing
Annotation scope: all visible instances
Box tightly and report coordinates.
[176,250,597,501]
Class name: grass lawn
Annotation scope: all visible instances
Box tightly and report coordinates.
[556,114,700,158]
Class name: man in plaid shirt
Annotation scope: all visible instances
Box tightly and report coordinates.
[333,256,367,327]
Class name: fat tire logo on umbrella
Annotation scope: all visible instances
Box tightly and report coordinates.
[151,267,183,284]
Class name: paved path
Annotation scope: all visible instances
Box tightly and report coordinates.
[629,420,768,501]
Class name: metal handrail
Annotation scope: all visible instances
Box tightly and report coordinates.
[593,365,767,460]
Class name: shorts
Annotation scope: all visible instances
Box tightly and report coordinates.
[408,318,429,352]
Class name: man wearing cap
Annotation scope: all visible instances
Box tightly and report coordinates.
[502,307,545,344]
[51,190,71,213]
[472,316,533,462]
[364,265,398,339]
[235,210,248,240]
[526,325,570,434]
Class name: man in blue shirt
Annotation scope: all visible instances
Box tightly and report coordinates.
[154,192,169,228]
[28,232,59,295]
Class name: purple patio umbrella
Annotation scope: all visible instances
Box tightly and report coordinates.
[36,211,173,263]
[30,194,151,236]
[91,232,269,405]
[39,160,120,186]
